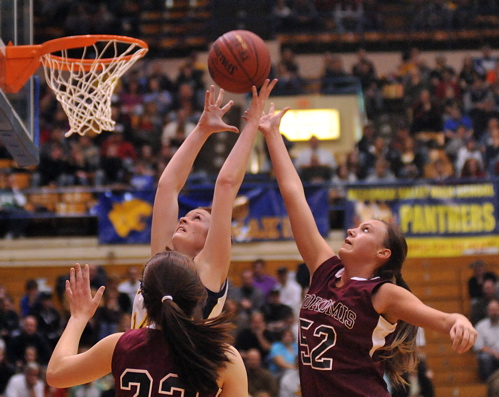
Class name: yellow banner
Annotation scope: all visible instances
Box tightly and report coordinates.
[407,236,499,258]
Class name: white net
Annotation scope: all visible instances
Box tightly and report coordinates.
[40,38,148,137]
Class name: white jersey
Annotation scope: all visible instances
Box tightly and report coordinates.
[131,279,229,328]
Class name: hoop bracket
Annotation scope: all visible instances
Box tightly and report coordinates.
[3,42,42,93]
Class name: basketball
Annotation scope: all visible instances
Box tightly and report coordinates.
[207,30,271,94]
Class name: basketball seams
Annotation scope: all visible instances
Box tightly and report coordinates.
[208,30,271,94]
[222,32,257,89]
[209,36,248,93]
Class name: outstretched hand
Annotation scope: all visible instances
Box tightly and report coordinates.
[449,315,477,353]
[258,102,290,137]
[66,264,105,322]
[197,85,239,135]
[242,79,278,123]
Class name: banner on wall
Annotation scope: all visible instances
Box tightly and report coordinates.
[96,184,330,244]
[344,181,499,257]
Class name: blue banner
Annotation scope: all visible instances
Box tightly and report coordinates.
[96,183,330,244]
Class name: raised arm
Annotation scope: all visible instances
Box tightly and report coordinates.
[259,104,334,276]
[196,79,277,291]
[373,283,477,354]
[46,264,121,388]
[151,86,239,255]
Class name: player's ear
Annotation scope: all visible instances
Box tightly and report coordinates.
[376,248,391,260]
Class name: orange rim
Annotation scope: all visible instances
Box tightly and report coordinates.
[40,34,149,71]
[3,35,148,92]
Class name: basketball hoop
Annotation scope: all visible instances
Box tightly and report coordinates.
[2,35,148,137]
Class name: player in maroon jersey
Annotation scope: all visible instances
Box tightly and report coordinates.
[132,80,277,327]
[258,104,477,397]
[46,252,247,396]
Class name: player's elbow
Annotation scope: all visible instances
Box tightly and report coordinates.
[45,366,66,389]
[215,174,241,191]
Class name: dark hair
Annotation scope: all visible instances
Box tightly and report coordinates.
[374,221,418,389]
[140,251,234,393]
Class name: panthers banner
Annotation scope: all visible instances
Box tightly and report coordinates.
[345,180,499,258]
[96,183,329,244]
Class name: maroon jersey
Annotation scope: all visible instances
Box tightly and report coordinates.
[113,328,221,397]
[298,256,397,397]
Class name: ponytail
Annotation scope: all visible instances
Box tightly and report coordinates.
[380,274,419,389]
[159,300,234,393]
[375,222,419,389]
[141,251,234,394]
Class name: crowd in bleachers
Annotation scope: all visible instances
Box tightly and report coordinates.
[2,43,499,190]
[0,259,307,397]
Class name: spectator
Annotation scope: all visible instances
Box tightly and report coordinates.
[235,311,275,363]
[352,49,377,82]
[484,126,499,175]
[19,280,39,318]
[459,55,480,89]
[455,137,484,177]
[16,345,40,374]
[290,0,320,31]
[175,52,205,96]
[294,135,337,183]
[426,157,454,181]
[471,279,499,325]
[142,76,173,117]
[473,44,498,79]
[261,288,295,338]
[273,0,294,32]
[229,269,266,313]
[295,262,310,295]
[442,103,473,135]
[334,0,364,33]
[252,259,278,299]
[245,348,279,397]
[224,298,250,339]
[0,339,16,396]
[365,157,397,183]
[0,171,31,239]
[435,68,462,105]
[267,328,299,378]
[0,294,20,344]
[410,89,443,134]
[403,67,428,111]
[31,291,61,350]
[4,362,44,397]
[161,107,196,149]
[68,145,93,186]
[320,52,349,93]
[468,260,497,304]
[463,76,495,137]
[474,299,499,382]
[117,266,141,306]
[129,159,155,190]
[94,275,131,340]
[279,367,301,397]
[272,62,305,96]
[34,142,74,187]
[88,264,107,290]
[7,315,52,367]
[388,136,427,179]
[95,142,130,186]
[444,124,472,165]
[119,79,144,117]
[275,266,302,320]
[460,158,486,179]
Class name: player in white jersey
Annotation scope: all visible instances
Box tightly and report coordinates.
[132,80,277,327]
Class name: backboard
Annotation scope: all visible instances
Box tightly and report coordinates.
[0,0,38,166]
